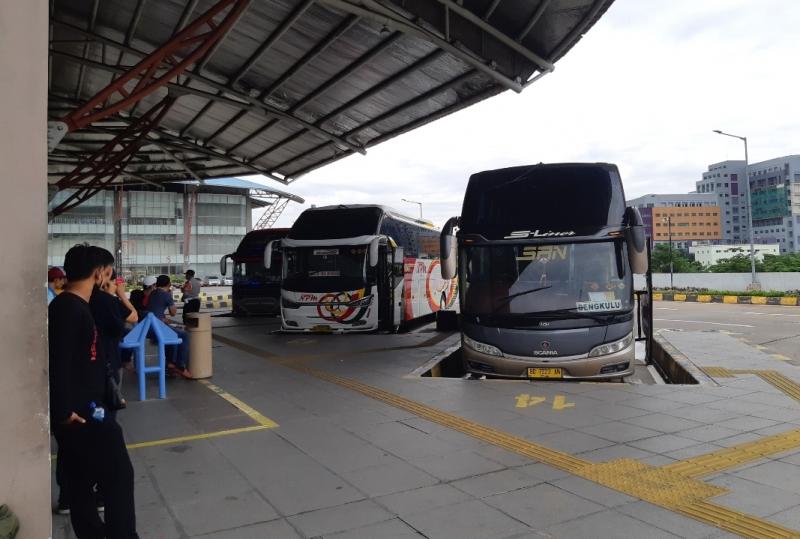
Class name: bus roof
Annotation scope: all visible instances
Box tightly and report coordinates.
[297,204,437,230]
[460,163,626,239]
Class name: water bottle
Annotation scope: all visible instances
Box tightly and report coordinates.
[89,401,105,422]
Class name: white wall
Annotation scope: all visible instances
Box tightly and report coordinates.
[635,272,800,292]
[0,1,51,537]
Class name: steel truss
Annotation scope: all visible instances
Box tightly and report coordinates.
[50,96,176,218]
[253,195,290,230]
[60,0,250,132]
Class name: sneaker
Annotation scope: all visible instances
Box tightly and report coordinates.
[55,502,70,515]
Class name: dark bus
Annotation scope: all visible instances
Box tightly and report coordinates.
[440,163,648,380]
[220,228,289,316]
[264,205,457,332]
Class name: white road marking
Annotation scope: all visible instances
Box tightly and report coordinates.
[654,318,755,328]
[742,311,800,317]
[655,307,678,311]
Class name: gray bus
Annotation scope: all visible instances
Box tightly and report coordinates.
[440,163,648,380]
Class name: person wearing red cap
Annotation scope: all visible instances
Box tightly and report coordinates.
[48,267,66,305]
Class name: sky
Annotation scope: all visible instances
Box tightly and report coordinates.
[251,0,800,229]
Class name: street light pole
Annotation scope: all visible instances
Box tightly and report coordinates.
[401,198,423,219]
[713,130,759,288]
[663,216,674,289]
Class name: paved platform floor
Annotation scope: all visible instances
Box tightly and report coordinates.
[52,319,800,538]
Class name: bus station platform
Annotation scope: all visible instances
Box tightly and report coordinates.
[53,319,800,539]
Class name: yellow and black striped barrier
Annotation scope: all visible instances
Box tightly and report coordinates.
[653,292,799,306]
[172,294,232,310]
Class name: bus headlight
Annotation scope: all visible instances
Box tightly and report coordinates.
[348,295,373,307]
[588,332,633,358]
[463,334,503,357]
[281,297,301,309]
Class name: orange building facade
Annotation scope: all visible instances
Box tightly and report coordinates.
[652,206,721,245]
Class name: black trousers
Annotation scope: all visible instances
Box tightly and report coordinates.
[54,419,139,539]
[183,298,201,324]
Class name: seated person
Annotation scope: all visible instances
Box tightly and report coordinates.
[146,275,192,379]
[47,266,66,304]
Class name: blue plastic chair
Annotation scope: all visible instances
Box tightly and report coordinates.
[119,313,182,401]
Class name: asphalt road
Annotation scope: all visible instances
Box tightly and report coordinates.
[652,301,800,366]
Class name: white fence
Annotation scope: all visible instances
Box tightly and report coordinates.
[634,273,800,292]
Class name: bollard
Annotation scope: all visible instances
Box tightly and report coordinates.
[185,312,213,379]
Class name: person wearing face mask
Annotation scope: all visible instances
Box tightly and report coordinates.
[49,244,139,538]
[90,262,138,404]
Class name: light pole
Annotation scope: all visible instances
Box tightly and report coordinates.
[662,215,673,289]
[401,198,423,219]
[713,130,759,288]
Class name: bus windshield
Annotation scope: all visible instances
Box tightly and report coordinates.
[234,260,280,285]
[283,246,368,291]
[460,240,632,320]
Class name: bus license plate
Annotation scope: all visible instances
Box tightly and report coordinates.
[528,368,562,379]
[311,325,333,333]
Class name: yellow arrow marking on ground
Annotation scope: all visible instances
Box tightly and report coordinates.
[515,394,574,410]
[515,394,546,408]
[552,395,575,410]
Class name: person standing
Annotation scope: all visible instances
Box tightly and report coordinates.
[91,265,138,402]
[49,244,139,538]
[147,274,192,378]
[181,269,203,324]
[47,266,66,304]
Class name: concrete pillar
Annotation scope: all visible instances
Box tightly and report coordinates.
[0,1,52,538]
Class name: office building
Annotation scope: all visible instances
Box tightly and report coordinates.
[747,155,800,253]
[48,178,302,280]
[626,193,721,250]
[688,243,780,267]
[696,160,748,244]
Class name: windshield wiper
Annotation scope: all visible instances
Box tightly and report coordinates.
[491,286,552,313]
[535,307,628,322]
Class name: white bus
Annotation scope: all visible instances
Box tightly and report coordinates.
[265,205,458,332]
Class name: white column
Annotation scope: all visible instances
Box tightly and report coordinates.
[0,1,51,537]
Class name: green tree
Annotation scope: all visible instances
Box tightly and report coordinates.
[708,254,765,273]
[650,244,703,273]
[762,253,800,272]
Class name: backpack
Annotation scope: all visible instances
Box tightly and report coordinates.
[0,504,19,539]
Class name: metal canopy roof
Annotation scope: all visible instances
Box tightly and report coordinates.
[48,0,613,201]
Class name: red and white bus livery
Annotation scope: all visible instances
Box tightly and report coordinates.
[265,205,458,332]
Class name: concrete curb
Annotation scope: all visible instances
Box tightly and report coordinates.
[651,333,717,386]
[653,292,798,306]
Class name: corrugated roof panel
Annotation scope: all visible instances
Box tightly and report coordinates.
[49,0,614,203]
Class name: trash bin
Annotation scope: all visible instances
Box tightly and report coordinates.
[185,312,212,379]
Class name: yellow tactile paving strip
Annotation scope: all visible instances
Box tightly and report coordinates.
[702,366,800,403]
[215,335,800,537]
[296,366,800,538]
[664,429,800,478]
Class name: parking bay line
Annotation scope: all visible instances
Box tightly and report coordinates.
[124,380,278,450]
[215,335,800,538]
[654,318,755,328]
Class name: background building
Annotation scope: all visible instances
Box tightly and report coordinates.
[627,193,721,250]
[688,243,780,267]
[696,160,748,244]
[748,155,800,253]
[48,178,303,280]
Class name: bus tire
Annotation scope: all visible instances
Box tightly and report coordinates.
[436,310,458,331]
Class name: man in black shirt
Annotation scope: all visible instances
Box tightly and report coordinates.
[50,244,139,538]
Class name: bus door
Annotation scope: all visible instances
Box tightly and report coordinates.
[376,244,404,331]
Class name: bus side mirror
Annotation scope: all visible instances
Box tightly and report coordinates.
[264,240,277,270]
[369,237,381,267]
[440,216,459,280]
[219,254,231,276]
[624,207,648,274]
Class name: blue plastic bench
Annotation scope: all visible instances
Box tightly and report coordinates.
[119,313,183,401]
